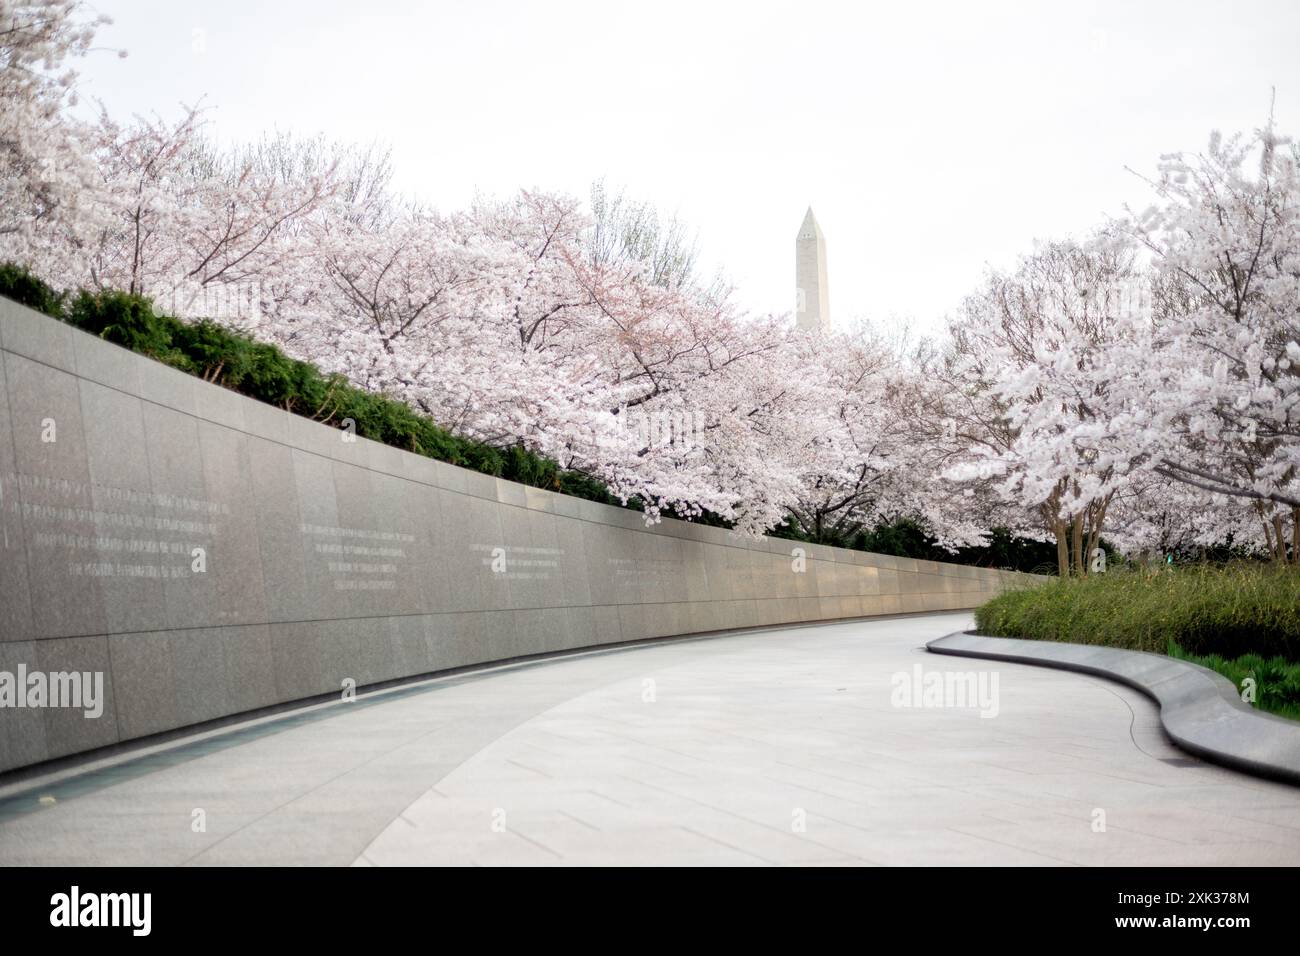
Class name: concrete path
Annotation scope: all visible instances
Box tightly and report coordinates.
[3,612,1300,866]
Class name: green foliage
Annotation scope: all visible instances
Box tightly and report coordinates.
[556,470,618,504]
[0,263,65,318]
[975,563,1300,661]
[798,516,1059,575]
[955,527,1063,576]
[68,289,185,359]
[1169,644,1300,721]
[501,444,556,487]
[857,516,933,558]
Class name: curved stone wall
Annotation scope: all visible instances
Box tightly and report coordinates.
[927,631,1300,785]
[0,297,1034,772]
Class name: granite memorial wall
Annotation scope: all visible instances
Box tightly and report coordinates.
[0,296,1034,772]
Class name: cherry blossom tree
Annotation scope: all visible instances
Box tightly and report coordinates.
[922,120,1299,567]
[0,0,116,274]
[895,333,1045,552]
[68,107,335,319]
[784,324,934,545]
[934,236,1148,574]
[1118,120,1300,561]
[299,206,479,397]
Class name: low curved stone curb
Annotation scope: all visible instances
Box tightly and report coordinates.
[927,631,1300,787]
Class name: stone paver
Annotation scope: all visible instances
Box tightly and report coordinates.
[3,612,1299,866]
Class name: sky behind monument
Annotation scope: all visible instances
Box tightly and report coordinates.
[75,0,1300,333]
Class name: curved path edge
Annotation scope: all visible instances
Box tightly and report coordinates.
[927,631,1300,787]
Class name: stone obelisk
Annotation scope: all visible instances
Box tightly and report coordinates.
[795,207,830,333]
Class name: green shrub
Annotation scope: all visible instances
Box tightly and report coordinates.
[976,563,1300,661]
[502,444,557,487]
[67,289,184,359]
[556,470,617,504]
[0,263,65,318]
[765,515,1059,574]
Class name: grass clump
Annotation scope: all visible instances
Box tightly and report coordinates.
[976,563,1300,719]
[975,563,1300,660]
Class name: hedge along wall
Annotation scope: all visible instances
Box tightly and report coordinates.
[0,297,1037,772]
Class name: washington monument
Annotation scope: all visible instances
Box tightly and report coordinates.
[795,207,830,333]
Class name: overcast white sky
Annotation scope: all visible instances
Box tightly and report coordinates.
[76,0,1300,332]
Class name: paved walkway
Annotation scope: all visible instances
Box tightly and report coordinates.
[3,612,1300,866]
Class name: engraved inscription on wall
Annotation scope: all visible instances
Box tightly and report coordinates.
[470,543,562,581]
[1,471,223,580]
[301,521,413,591]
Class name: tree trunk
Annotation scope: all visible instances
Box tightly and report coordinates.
[1055,522,1069,578]
[1071,513,1085,577]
